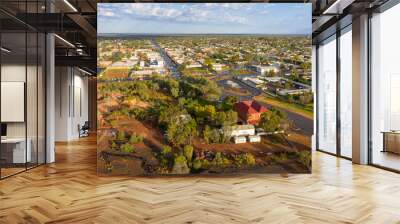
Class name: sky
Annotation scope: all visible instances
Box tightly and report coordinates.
[98,3,311,35]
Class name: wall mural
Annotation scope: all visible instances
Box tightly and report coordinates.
[97,3,313,175]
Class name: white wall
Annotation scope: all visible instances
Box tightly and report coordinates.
[1,64,29,137]
[1,63,46,164]
[312,45,316,151]
[54,67,89,141]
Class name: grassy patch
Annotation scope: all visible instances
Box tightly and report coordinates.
[100,67,131,80]
[254,95,313,120]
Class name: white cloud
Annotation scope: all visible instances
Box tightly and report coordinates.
[105,4,248,25]
[98,8,116,17]
[204,3,249,10]
[123,4,182,19]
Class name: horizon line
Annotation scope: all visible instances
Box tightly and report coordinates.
[98,33,311,36]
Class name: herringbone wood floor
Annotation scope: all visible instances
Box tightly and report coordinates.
[1,136,400,224]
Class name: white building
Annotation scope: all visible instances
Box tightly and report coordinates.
[233,136,247,144]
[248,135,261,143]
[245,77,264,86]
[277,89,311,96]
[262,77,282,82]
[252,65,280,75]
[186,63,203,68]
[230,125,255,137]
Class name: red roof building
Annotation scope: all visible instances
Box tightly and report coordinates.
[234,100,268,125]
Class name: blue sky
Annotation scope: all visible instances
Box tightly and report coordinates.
[98,3,311,35]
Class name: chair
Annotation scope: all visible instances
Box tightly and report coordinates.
[79,121,90,138]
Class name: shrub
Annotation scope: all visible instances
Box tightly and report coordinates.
[171,154,190,174]
[161,145,172,156]
[244,153,256,166]
[298,150,311,170]
[212,152,231,168]
[120,143,135,153]
[271,153,288,164]
[158,145,173,169]
[203,125,212,144]
[234,153,256,167]
[201,159,210,169]
[116,131,126,141]
[110,119,118,127]
[192,158,202,170]
[110,141,117,150]
[129,133,144,144]
[210,129,222,143]
[183,145,194,162]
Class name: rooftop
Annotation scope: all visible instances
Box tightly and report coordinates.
[234,100,268,115]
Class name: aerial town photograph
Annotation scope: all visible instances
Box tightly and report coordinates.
[97,3,313,175]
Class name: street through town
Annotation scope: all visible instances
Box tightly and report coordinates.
[152,39,312,137]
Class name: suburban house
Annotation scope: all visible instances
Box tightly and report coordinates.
[230,125,255,137]
[251,65,280,75]
[149,58,164,68]
[228,125,261,144]
[186,62,203,68]
[234,100,268,125]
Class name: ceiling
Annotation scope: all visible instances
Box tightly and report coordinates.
[311,0,390,43]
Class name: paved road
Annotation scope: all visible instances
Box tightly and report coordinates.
[151,39,180,78]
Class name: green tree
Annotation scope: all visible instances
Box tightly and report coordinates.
[244,53,255,65]
[183,145,194,162]
[214,111,227,127]
[129,133,143,144]
[224,95,238,106]
[220,126,233,143]
[166,117,197,147]
[298,150,311,170]
[267,70,276,77]
[259,111,282,132]
[224,110,238,126]
[178,62,187,72]
[214,110,237,127]
[158,105,185,127]
[230,55,240,65]
[117,131,126,141]
[299,92,313,105]
[161,145,172,156]
[203,125,213,144]
[301,62,311,71]
[192,158,202,170]
[284,81,291,90]
[212,152,231,168]
[209,128,222,143]
[234,153,256,167]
